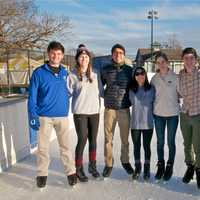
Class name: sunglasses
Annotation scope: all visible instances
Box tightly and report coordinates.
[135,71,145,76]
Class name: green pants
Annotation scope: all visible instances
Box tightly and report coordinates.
[180,113,200,168]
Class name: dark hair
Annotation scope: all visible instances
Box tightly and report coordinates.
[47,41,65,53]
[155,51,168,62]
[182,47,198,59]
[130,67,151,93]
[111,43,126,55]
[78,44,86,49]
[75,45,93,83]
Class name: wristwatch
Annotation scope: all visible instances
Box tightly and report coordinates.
[30,119,36,125]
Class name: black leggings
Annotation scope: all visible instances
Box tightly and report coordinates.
[131,129,153,164]
[73,114,99,166]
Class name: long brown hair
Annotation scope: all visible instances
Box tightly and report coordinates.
[76,58,93,83]
[75,44,93,82]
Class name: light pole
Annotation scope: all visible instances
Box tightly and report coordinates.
[147,10,158,72]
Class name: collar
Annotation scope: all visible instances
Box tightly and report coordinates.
[158,68,170,76]
[182,66,199,75]
[112,60,125,68]
[43,63,66,75]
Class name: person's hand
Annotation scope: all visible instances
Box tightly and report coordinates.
[29,116,40,131]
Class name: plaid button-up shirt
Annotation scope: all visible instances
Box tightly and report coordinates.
[178,66,200,116]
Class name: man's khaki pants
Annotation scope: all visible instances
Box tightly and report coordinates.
[104,108,130,167]
[37,117,75,176]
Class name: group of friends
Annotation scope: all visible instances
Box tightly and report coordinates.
[27,41,200,190]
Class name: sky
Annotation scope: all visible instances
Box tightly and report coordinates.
[35,0,200,56]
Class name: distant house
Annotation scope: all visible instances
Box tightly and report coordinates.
[135,48,183,73]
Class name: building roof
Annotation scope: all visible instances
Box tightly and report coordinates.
[136,48,183,61]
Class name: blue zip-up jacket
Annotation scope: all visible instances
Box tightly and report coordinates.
[28,63,69,117]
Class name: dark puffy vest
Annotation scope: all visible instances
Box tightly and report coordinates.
[101,63,133,110]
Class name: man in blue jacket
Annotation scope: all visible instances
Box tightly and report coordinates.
[28,41,77,188]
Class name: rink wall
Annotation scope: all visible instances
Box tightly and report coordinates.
[0,97,30,172]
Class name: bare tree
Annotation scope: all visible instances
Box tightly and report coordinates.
[166,33,182,49]
[0,0,71,49]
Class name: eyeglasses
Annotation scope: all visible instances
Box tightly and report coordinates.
[113,51,124,55]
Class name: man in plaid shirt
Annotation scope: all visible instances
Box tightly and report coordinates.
[178,47,200,189]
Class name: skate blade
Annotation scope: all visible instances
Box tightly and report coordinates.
[155,179,163,184]
[70,184,77,189]
[38,187,46,192]
[129,174,139,181]
[77,180,88,184]
[143,177,150,182]
[101,176,110,181]
[132,174,140,181]
[162,180,169,185]
[93,176,102,181]
[66,184,79,190]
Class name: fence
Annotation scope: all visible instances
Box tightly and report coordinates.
[0,48,76,96]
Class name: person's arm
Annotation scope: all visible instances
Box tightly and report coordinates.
[150,75,154,86]
[151,85,156,103]
[150,85,156,120]
[27,71,40,130]
[66,73,75,98]
[129,90,135,106]
[176,74,182,97]
[93,68,103,98]
[99,68,106,98]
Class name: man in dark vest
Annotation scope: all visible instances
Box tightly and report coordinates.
[100,44,134,177]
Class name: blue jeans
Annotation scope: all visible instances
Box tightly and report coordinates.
[154,115,179,164]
